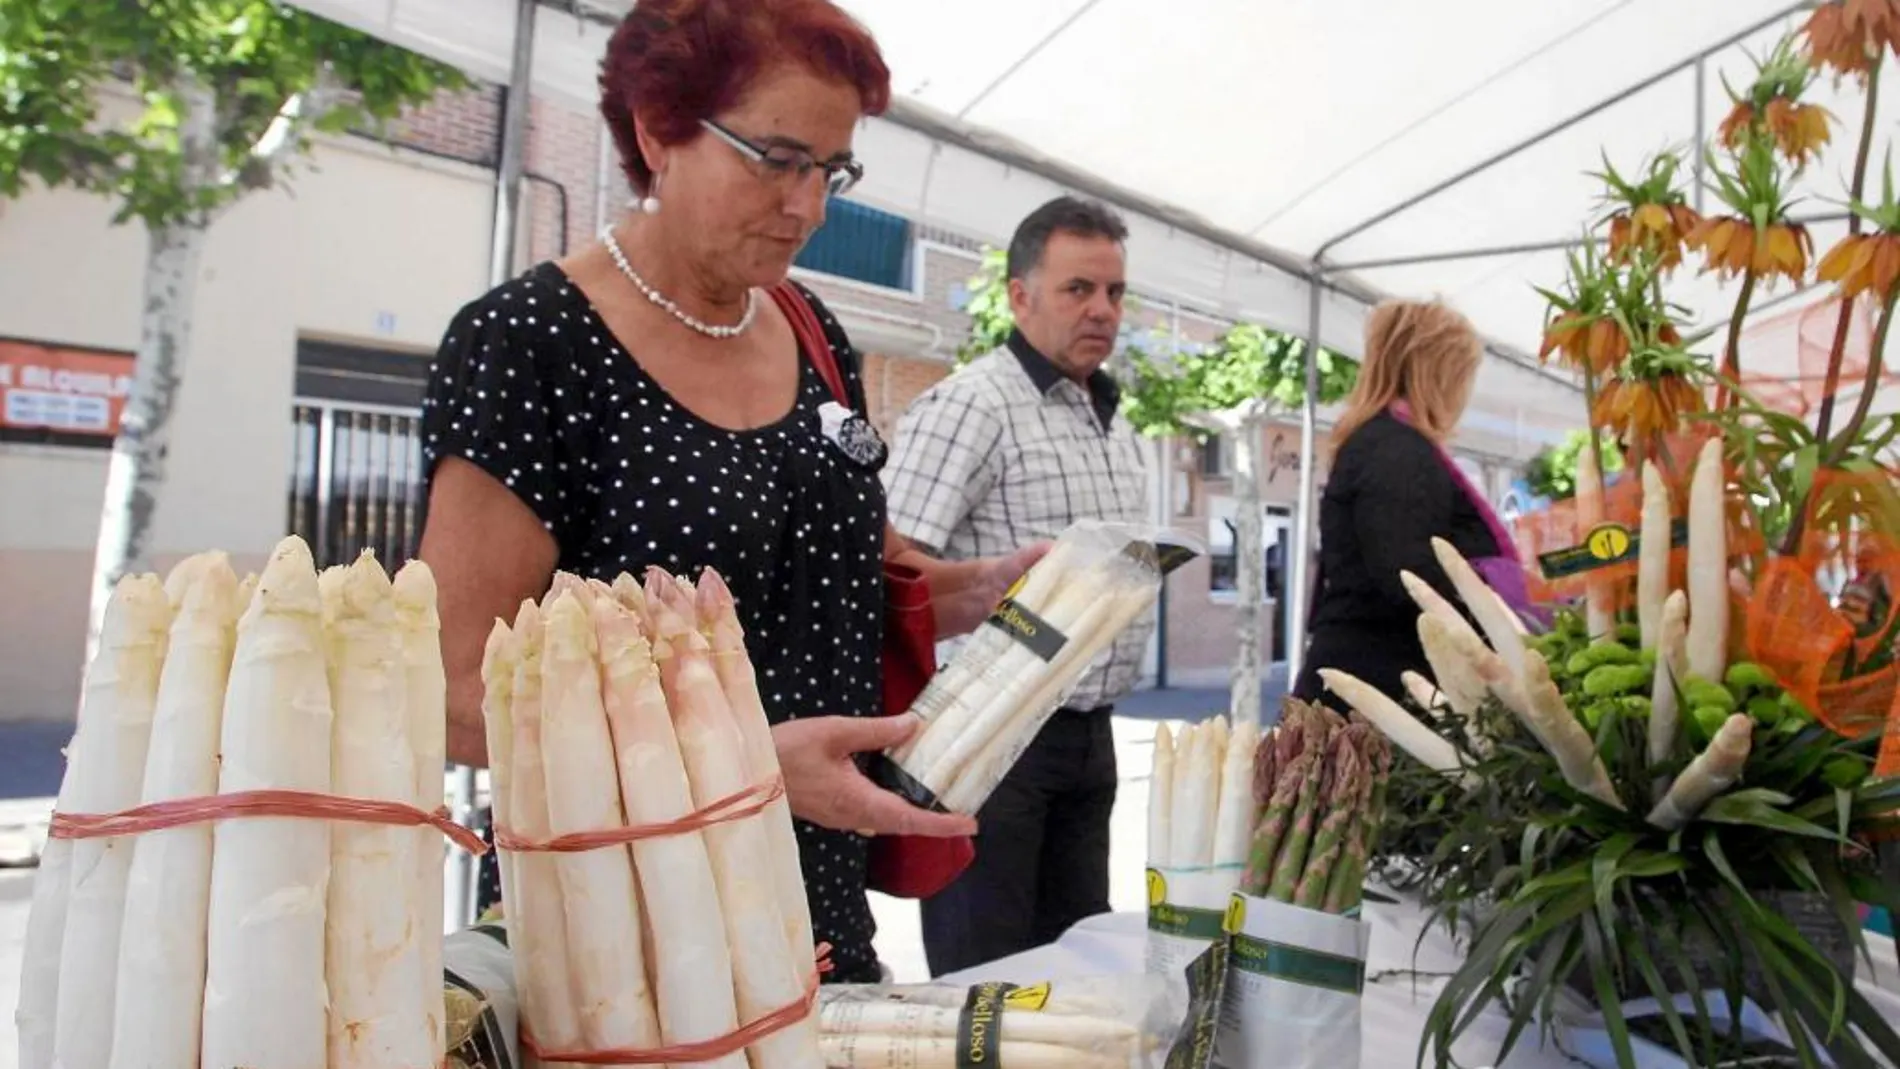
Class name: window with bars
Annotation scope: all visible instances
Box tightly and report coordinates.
[287,340,429,569]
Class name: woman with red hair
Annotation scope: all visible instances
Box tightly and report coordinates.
[417,0,1035,981]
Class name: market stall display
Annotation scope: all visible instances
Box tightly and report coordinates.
[881,521,1196,816]
[484,566,823,1068]
[17,537,483,1069]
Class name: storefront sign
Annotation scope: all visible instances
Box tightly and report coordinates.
[0,339,133,441]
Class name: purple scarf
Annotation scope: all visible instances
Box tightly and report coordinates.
[1389,402,1548,630]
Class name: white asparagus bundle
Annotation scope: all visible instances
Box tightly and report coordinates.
[1431,538,1528,688]
[593,593,744,1069]
[1148,724,1174,866]
[1686,437,1730,683]
[1319,669,1476,790]
[1648,590,1691,769]
[45,574,171,1069]
[539,591,661,1054]
[692,570,816,965]
[202,536,334,1069]
[110,556,241,1069]
[1211,720,1259,868]
[647,578,821,1068]
[506,599,587,1057]
[935,579,1158,813]
[1169,718,1221,868]
[1647,713,1753,830]
[18,732,77,1069]
[1416,613,1489,719]
[1638,462,1673,649]
[393,561,449,1062]
[322,553,431,1069]
[1576,443,1614,639]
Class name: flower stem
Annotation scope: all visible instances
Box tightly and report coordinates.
[1812,59,1883,450]
[1827,288,1900,462]
[1716,270,1759,412]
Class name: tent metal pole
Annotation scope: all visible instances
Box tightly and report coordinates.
[1328,236,1596,272]
[1693,56,1709,213]
[1310,3,1803,263]
[1287,278,1325,686]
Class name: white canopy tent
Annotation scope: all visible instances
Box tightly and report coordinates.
[284,0,1900,678]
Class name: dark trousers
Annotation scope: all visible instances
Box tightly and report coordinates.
[919,706,1118,977]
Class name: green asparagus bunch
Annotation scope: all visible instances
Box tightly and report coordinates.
[1240,701,1392,913]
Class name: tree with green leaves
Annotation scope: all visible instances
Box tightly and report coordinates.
[1,1,465,649]
[1123,325,1359,725]
[1523,429,1626,502]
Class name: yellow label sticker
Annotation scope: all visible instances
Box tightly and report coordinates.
[1223,893,1247,935]
[1585,523,1633,562]
[1146,868,1166,908]
[1003,573,1029,602]
[1003,983,1051,1012]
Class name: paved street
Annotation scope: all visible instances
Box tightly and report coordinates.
[0,678,1284,1066]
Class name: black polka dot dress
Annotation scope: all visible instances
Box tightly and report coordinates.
[422,262,889,983]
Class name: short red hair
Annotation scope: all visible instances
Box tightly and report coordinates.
[599,0,892,194]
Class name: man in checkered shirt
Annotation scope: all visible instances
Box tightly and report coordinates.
[885,196,1151,977]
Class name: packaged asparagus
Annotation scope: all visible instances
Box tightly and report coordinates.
[1145,716,1259,980]
[880,521,1200,815]
[816,973,1181,1069]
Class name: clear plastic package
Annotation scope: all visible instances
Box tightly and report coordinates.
[817,973,1184,1068]
[875,521,1201,815]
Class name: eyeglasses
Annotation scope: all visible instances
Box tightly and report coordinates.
[699,119,865,198]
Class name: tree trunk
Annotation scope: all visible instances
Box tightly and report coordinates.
[1230,409,1266,726]
[85,223,208,659]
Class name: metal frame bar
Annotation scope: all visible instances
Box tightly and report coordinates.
[1327,236,1597,273]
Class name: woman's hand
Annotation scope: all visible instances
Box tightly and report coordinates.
[926,542,1051,637]
[772,715,979,838]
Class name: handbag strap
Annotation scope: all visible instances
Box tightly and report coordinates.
[768,281,850,408]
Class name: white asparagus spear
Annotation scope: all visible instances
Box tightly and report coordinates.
[1416,614,1489,719]
[818,1034,1124,1069]
[1211,720,1260,869]
[1319,669,1477,789]
[392,561,448,1062]
[202,536,334,1069]
[1171,717,1221,869]
[43,575,170,1069]
[1648,713,1753,831]
[323,553,431,1069]
[1648,591,1691,769]
[1168,721,1201,869]
[1401,670,1449,715]
[110,558,240,1069]
[539,592,661,1054]
[1148,723,1175,867]
[1400,571,1477,640]
[594,595,745,1069]
[1576,443,1614,639]
[1521,651,1624,810]
[1685,437,1730,683]
[18,742,77,1069]
[506,600,587,1059]
[649,589,821,1069]
[1431,538,1527,686]
[1639,462,1673,649]
[478,622,523,987]
[690,572,815,957]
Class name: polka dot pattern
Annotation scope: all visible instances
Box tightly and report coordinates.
[423,263,888,983]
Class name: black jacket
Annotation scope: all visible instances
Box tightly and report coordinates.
[1292,412,1502,710]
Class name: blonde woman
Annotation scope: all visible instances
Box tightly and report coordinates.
[1292,299,1535,711]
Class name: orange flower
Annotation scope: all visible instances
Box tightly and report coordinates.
[1608,202,1701,270]
[1685,216,1813,284]
[1541,313,1630,375]
[1817,232,1900,299]
[1593,374,1705,442]
[1724,99,1833,165]
[1804,0,1900,78]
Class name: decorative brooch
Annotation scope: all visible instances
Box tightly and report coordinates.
[818,400,888,471]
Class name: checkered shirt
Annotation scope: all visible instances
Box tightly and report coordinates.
[883,342,1152,711]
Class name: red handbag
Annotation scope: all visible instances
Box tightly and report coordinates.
[768,282,976,899]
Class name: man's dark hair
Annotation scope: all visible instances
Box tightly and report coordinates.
[1006,196,1129,281]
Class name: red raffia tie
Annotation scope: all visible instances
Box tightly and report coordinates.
[50,789,488,856]
[491,776,784,854]
[519,968,823,1065]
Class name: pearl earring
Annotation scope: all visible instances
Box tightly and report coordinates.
[639,194,661,214]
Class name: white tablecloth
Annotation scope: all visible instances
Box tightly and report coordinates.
[939,898,1900,1068]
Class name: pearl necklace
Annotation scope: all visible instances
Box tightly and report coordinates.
[601,226,758,339]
